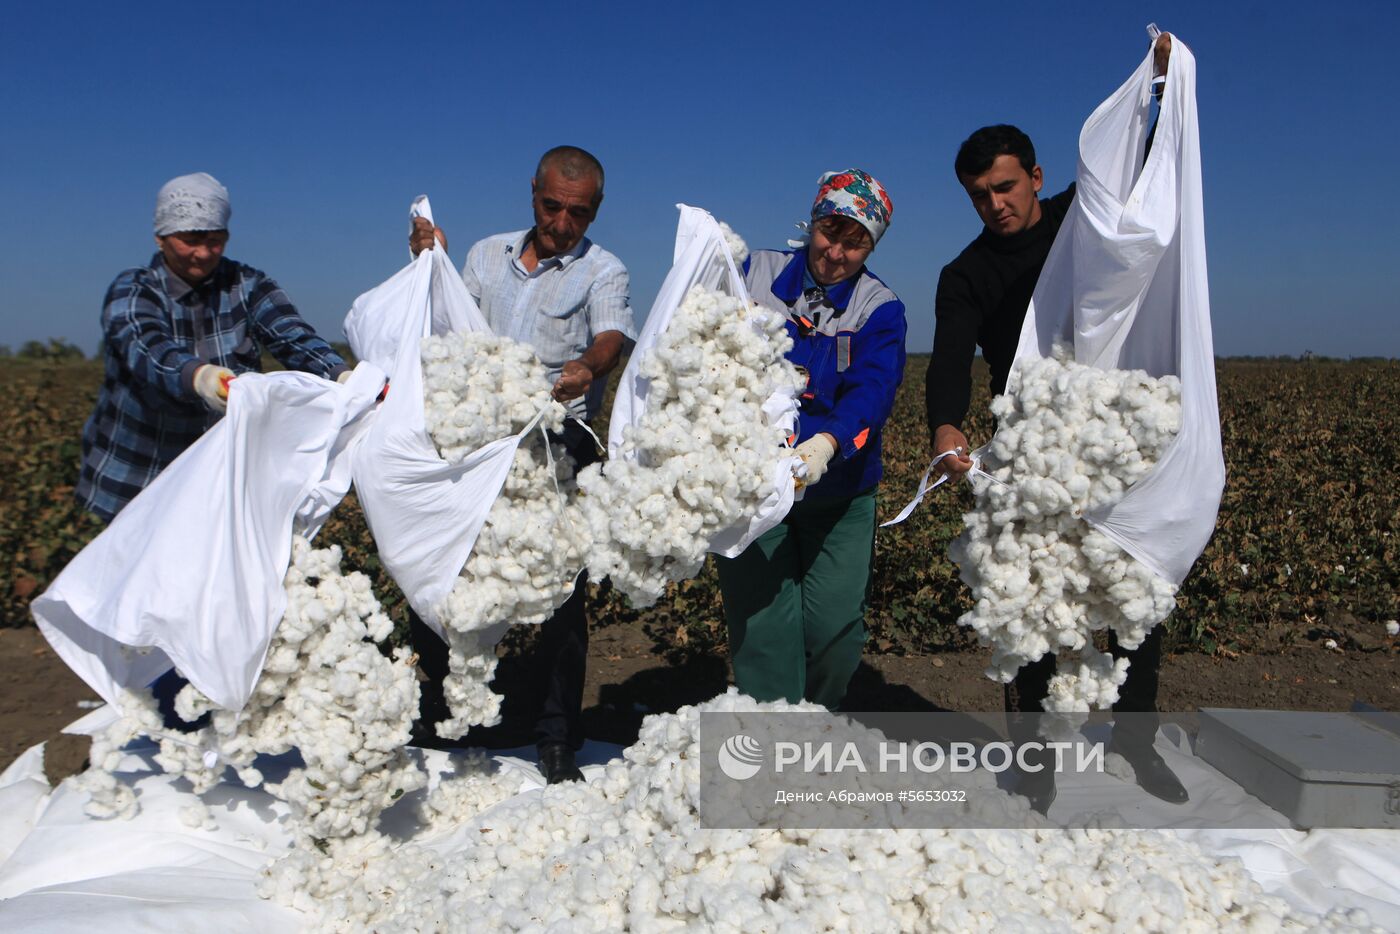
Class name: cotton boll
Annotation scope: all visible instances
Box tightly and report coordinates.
[179,800,219,832]
[71,765,139,821]
[717,221,749,267]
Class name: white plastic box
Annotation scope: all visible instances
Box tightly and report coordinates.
[1197,708,1400,829]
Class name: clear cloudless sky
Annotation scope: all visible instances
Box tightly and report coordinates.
[1,0,1395,359]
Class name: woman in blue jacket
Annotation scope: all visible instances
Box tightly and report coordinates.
[718,169,907,708]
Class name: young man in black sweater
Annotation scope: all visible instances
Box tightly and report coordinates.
[926,34,1186,815]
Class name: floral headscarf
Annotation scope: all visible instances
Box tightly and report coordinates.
[810,169,893,245]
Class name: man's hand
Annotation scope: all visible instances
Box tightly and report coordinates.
[553,360,594,402]
[794,433,838,487]
[933,424,974,480]
[193,364,235,413]
[554,331,627,404]
[1153,32,1172,79]
[409,216,448,257]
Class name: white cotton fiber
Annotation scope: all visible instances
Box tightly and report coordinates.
[950,347,1183,713]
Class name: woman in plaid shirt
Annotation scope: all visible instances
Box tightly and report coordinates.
[76,173,348,522]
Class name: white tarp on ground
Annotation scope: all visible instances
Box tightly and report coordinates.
[1,722,1397,932]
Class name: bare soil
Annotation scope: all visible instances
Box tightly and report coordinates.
[4,625,1398,786]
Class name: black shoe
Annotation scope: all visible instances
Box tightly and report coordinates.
[538,742,584,784]
[1015,766,1057,815]
[1111,741,1189,804]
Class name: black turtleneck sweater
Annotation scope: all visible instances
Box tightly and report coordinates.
[925,185,1076,434]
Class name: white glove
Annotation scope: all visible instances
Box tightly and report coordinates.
[336,370,352,384]
[794,433,838,487]
[192,364,235,412]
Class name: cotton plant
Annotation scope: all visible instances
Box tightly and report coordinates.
[576,283,803,606]
[950,346,1183,717]
[294,693,1375,933]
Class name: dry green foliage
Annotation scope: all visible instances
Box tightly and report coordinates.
[3,357,1395,660]
[0,362,106,620]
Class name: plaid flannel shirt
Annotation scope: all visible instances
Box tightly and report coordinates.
[75,253,347,521]
[461,229,636,420]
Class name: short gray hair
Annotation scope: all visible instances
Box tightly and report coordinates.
[534,146,605,203]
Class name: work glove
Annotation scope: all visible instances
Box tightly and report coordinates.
[193,364,235,413]
[794,433,838,487]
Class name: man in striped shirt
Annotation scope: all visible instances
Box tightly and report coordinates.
[76,173,348,522]
[410,146,636,782]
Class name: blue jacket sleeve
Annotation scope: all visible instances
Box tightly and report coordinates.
[101,271,205,405]
[823,299,907,460]
[248,275,348,379]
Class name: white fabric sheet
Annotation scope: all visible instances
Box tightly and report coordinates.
[31,366,387,713]
[345,197,544,637]
[1,723,1395,931]
[607,204,802,559]
[1009,31,1225,586]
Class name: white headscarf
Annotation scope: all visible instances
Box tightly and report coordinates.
[153,172,231,236]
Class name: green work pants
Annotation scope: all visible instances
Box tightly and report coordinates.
[716,488,876,709]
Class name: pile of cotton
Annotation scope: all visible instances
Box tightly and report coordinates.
[421,330,562,466]
[301,693,1374,932]
[422,330,585,638]
[576,283,802,605]
[76,537,424,894]
[421,331,589,737]
[413,271,800,736]
[950,347,1183,713]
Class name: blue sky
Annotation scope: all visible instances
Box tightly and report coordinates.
[1,1,1395,359]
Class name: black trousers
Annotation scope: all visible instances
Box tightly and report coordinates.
[412,418,598,750]
[1004,623,1166,752]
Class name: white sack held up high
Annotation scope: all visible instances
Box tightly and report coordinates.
[345,195,527,638]
[32,365,386,713]
[917,31,1223,712]
[607,205,802,562]
[1014,28,1225,586]
[405,210,802,734]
